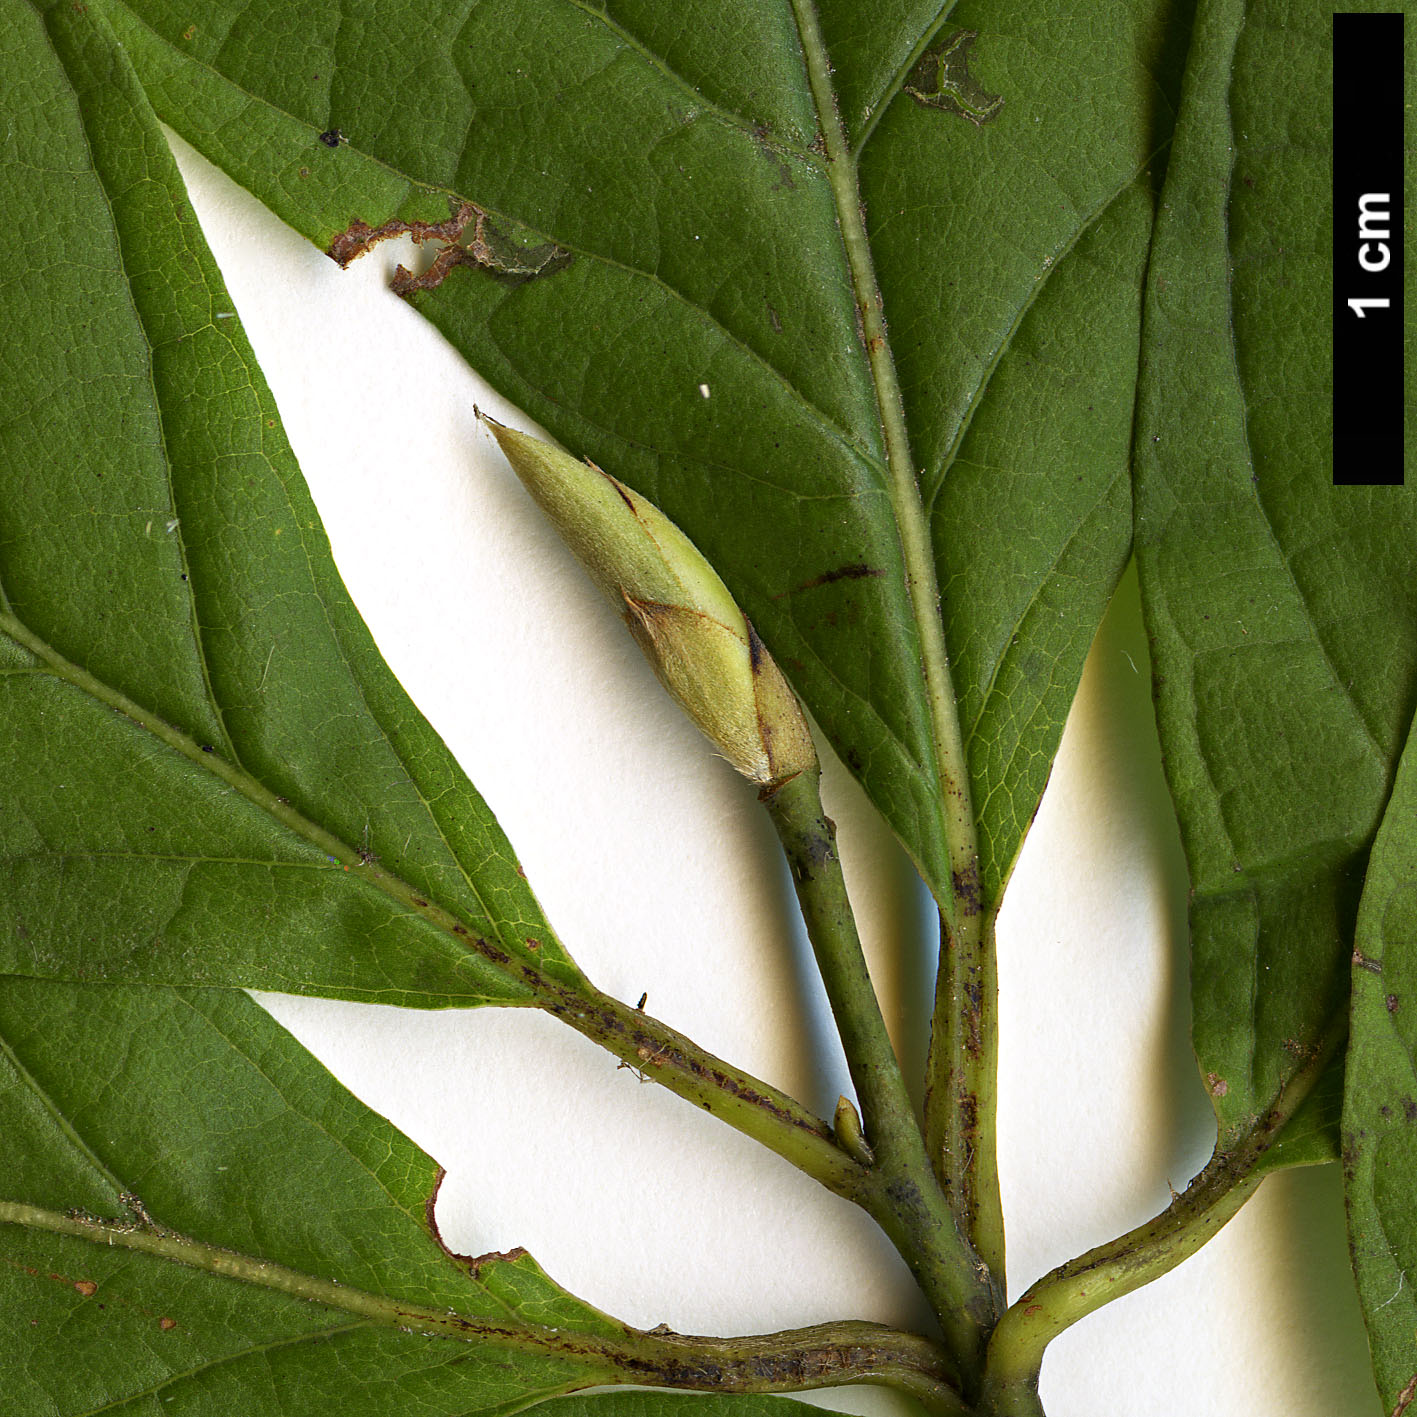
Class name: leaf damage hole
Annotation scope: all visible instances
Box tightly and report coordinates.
[423,1166,530,1278]
[328,202,572,293]
[905,30,1004,127]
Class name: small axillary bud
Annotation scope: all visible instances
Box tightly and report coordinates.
[833,1095,874,1166]
[482,415,817,791]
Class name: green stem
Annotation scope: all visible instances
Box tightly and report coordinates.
[0,610,858,1211]
[926,906,1004,1296]
[981,1018,1345,1402]
[783,0,1002,1287]
[762,769,992,1381]
[533,972,869,1201]
[1,1200,969,1415]
[980,1153,1258,1407]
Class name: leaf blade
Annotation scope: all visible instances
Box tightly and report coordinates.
[104,0,1181,912]
[1,0,574,1005]
[1345,728,1417,1411]
[0,976,610,1416]
[1133,0,1416,1157]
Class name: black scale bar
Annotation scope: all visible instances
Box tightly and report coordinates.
[1332,12,1406,485]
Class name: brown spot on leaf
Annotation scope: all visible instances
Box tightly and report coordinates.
[772,563,885,599]
[905,30,1004,126]
[469,1246,528,1279]
[319,128,343,148]
[1206,1072,1230,1098]
[1404,1098,1417,1124]
[1388,994,1401,1014]
[1394,1372,1417,1417]
[74,1280,97,1298]
[328,202,573,293]
[159,1317,177,1331]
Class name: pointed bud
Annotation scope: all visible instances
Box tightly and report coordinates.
[833,1095,874,1165]
[484,416,817,791]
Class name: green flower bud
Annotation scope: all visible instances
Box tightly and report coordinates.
[483,415,817,791]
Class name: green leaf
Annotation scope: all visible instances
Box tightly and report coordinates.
[103,0,1183,912]
[5,971,898,1417]
[1,967,963,1414]
[1133,0,1417,1158]
[0,974,626,1415]
[1345,723,1417,1414]
[0,0,579,1006]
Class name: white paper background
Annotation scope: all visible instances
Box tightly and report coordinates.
[167,132,1381,1417]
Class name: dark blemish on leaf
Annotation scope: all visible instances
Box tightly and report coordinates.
[410,897,428,908]
[74,1280,97,1298]
[1382,1104,1393,1118]
[1206,1072,1230,1098]
[328,202,573,294]
[905,31,1004,127]
[1405,1098,1417,1123]
[451,924,469,936]
[767,301,782,334]
[180,23,195,39]
[424,1166,452,1252]
[524,937,541,951]
[1354,948,1384,975]
[319,129,343,148]
[1394,1373,1417,1417]
[752,122,798,191]
[1388,994,1401,1014]
[426,1166,492,1274]
[469,1246,529,1279]
[159,1317,177,1331]
[772,563,886,599]
[478,938,510,965]
[200,745,214,754]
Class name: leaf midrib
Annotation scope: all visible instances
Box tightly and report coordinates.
[786,0,974,918]
[0,1198,609,1376]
